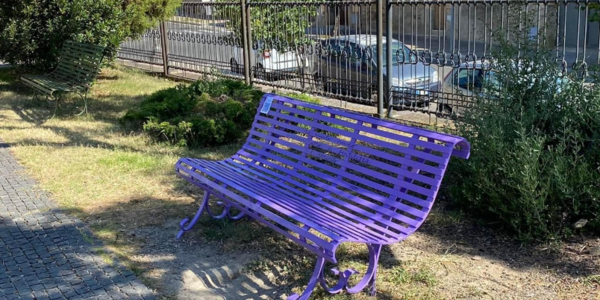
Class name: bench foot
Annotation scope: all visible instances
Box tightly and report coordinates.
[288,244,381,299]
[76,90,89,116]
[287,256,325,300]
[319,244,382,296]
[177,191,210,239]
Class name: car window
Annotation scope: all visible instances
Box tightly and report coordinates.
[486,71,499,87]
[370,41,409,67]
[346,43,361,64]
[452,69,486,90]
[320,39,342,56]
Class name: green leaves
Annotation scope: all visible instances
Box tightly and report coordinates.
[447,7,600,241]
[216,0,324,52]
[0,0,181,70]
[123,77,264,147]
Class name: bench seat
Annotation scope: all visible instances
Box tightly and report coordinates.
[177,157,407,258]
[21,74,81,95]
[175,94,470,299]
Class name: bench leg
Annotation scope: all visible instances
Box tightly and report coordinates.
[51,93,62,119]
[32,90,41,102]
[367,244,382,296]
[76,90,89,116]
[177,191,210,239]
[287,256,325,300]
[317,243,382,297]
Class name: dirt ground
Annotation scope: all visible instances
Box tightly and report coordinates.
[104,199,599,300]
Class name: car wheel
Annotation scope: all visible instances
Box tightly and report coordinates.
[323,79,337,94]
[230,58,239,74]
[312,72,321,85]
[255,64,274,81]
[312,72,324,91]
[437,103,453,115]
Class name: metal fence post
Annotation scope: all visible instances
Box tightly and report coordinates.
[159,21,169,77]
[385,0,393,118]
[241,0,252,85]
[376,0,384,118]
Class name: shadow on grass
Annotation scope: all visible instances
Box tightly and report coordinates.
[59,195,294,299]
[0,70,35,95]
[417,201,599,278]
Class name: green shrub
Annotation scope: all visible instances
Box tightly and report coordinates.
[143,118,192,147]
[447,30,600,240]
[124,80,325,147]
[123,78,265,147]
[123,84,196,125]
[0,0,180,69]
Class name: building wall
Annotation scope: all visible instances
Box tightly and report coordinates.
[328,3,599,50]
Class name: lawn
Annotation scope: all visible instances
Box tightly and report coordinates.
[0,65,597,299]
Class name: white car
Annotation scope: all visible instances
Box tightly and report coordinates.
[230,43,303,81]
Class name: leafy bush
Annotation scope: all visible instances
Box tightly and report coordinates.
[124,78,266,147]
[125,80,323,147]
[0,0,180,69]
[447,33,600,240]
[122,84,197,124]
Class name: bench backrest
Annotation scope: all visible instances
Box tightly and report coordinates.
[52,41,106,86]
[234,94,470,243]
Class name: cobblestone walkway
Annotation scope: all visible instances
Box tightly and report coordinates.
[0,143,155,300]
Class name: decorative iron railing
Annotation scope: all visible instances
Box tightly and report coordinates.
[117,0,600,130]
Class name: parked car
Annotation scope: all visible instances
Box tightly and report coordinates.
[439,60,570,115]
[313,34,439,106]
[165,27,303,80]
[230,42,305,81]
[436,61,493,114]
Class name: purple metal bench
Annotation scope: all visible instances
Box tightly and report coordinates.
[175,93,470,299]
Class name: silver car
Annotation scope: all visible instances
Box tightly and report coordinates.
[314,34,439,106]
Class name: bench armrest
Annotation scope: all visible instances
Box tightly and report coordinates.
[451,139,471,159]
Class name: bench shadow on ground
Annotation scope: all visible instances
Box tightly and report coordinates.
[59,196,312,299]
[0,92,158,153]
[57,181,599,300]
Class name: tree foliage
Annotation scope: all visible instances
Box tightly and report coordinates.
[0,0,181,70]
[217,0,324,52]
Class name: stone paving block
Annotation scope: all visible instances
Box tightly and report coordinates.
[0,143,156,299]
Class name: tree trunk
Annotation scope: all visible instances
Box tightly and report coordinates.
[332,6,340,36]
[295,45,307,90]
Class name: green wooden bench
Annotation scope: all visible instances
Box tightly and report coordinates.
[21,41,106,116]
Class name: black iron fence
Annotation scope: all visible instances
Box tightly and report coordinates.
[117,0,600,129]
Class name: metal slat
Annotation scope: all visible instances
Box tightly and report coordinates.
[178,94,470,250]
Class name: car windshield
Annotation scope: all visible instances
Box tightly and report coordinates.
[451,68,499,91]
[371,41,406,67]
